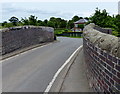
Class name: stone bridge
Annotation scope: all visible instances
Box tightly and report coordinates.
[1,24,120,93]
[83,23,120,93]
[0,26,54,55]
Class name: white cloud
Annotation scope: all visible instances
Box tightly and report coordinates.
[0,2,118,22]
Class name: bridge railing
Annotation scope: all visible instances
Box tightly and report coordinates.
[1,26,54,55]
[83,23,120,93]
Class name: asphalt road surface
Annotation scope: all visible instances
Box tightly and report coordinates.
[2,37,83,92]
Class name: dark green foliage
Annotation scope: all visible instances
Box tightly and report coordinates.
[37,20,45,26]
[3,9,119,37]
[1,15,86,30]
[90,8,111,27]
[78,24,84,30]
[48,17,67,28]
[114,15,120,37]
[2,21,7,26]
[3,23,13,28]
[72,15,80,22]
[43,19,48,26]
[9,16,19,26]
[67,20,74,29]
[90,8,120,37]
[21,15,38,25]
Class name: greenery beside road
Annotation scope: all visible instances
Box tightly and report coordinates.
[89,8,120,37]
[54,29,72,34]
[1,15,85,29]
[0,8,120,37]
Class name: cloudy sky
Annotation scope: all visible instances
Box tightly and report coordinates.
[0,1,119,22]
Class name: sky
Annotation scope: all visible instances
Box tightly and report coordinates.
[0,0,119,22]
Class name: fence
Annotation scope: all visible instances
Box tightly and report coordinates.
[56,32,83,37]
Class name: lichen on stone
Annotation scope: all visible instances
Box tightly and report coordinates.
[83,23,120,58]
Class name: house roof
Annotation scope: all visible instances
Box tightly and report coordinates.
[74,19,88,24]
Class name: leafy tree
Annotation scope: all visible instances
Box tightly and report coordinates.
[48,17,67,28]
[72,15,80,22]
[9,16,19,26]
[47,21,55,27]
[90,8,120,37]
[43,19,48,26]
[79,17,83,19]
[114,15,120,37]
[90,8,111,27]
[17,21,24,26]
[78,24,84,30]
[49,17,56,28]
[21,15,38,25]
[84,17,89,21]
[56,18,62,28]
[37,20,44,26]
[4,23,14,28]
[2,21,7,26]
[28,15,38,25]
[21,17,28,25]
[67,20,74,29]
[60,19,67,28]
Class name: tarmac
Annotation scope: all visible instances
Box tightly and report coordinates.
[49,46,94,92]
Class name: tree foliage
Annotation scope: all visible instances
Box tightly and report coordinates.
[2,9,119,37]
[90,8,112,27]
[2,15,87,30]
[9,16,19,26]
[90,8,120,37]
[21,15,38,25]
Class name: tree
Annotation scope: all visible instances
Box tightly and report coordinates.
[72,15,80,22]
[43,19,48,26]
[47,21,55,27]
[21,15,38,25]
[56,18,61,28]
[78,24,84,30]
[2,21,7,26]
[90,8,113,28]
[84,17,89,21]
[114,15,120,37]
[67,20,74,29]
[37,20,44,26]
[49,17,56,28]
[9,16,19,26]
[21,17,29,25]
[28,15,38,25]
[4,23,13,28]
[60,19,67,28]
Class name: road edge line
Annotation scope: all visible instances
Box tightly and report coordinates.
[1,41,57,62]
[44,45,83,92]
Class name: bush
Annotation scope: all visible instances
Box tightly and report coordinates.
[54,29,64,34]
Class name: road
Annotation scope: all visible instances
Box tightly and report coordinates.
[2,37,83,92]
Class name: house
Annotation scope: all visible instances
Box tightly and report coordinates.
[73,19,88,32]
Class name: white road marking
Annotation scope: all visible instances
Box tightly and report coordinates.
[1,43,53,62]
[44,45,83,92]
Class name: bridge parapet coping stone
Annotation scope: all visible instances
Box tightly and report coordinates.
[83,23,120,93]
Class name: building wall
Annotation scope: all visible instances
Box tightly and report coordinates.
[1,26,54,55]
[83,23,120,93]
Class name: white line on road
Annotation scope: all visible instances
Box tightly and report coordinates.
[44,45,83,92]
[1,43,53,63]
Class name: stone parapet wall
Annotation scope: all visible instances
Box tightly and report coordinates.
[1,26,54,55]
[93,25,112,34]
[83,23,120,93]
